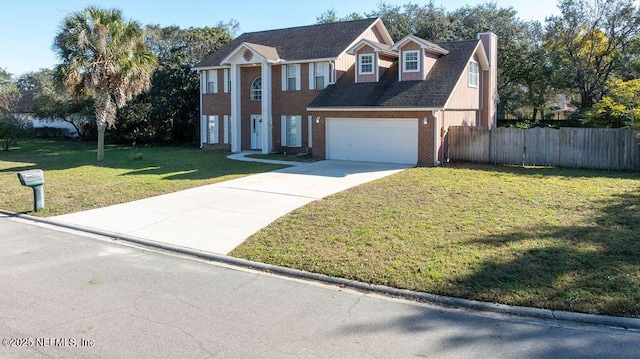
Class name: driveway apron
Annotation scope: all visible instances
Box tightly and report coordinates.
[52,160,409,254]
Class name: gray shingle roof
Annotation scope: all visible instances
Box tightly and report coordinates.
[308,39,480,109]
[194,18,379,68]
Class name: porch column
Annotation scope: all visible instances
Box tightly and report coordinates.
[230,63,242,152]
[261,60,273,154]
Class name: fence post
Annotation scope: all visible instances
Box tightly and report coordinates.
[488,127,493,164]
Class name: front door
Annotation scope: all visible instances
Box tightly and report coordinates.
[251,115,262,150]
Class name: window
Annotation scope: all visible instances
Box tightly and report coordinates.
[282,64,300,91]
[315,63,325,90]
[309,62,329,90]
[468,60,479,87]
[403,50,419,72]
[250,77,262,100]
[281,115,301,147]
[206,70,217,93]
[207,115,218,143]
[359,54,374,74]
[287,65,296,90]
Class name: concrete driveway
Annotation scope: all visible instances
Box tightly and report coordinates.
[52,160,409,254]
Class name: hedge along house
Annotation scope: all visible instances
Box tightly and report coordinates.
[193,18,497,165]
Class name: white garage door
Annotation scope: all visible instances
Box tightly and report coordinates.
[326,118,418,164]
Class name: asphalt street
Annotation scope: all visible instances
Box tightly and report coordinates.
[1,215,639,358]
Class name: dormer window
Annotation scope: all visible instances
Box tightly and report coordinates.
[468,60,479,88]
[403,50,419,72]
[359,54,374,75]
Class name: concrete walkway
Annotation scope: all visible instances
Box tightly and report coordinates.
[52,156,409,254]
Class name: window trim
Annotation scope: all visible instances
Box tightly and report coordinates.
[281,64,301,91]
[403,50,420,73]
[314,62,326,90]
[223,69,229,93]
[358,54,374,75]
[250,76,262,101]
[468,60,479,88]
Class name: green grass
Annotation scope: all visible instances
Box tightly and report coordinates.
[0,139,284,216]
[246,153,317,162]
[231,163,640,318]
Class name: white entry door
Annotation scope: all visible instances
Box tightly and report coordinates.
[251,115,262,150]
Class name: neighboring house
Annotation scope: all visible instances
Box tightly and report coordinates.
[193,18,497,165]
[14,88,82,138]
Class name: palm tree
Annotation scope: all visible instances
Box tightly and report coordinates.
[54,7,156,161]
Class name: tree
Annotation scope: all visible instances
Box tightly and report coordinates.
[615,34,640,81]
[16,69,95,139]
[514,22,557,119]
[53,6,157,161]
[0,68,20,113]
[0,112,31,151]
[592,78,640,128]
[545,0,640,109]
[114,24,234,145]
[316,9,363,24]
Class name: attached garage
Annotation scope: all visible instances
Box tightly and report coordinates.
[325,118,419,164]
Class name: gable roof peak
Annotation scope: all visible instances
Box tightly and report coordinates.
[243,17,379,36]
[193,17,383,69]
[390,34,449,55]
[346,39,397,57]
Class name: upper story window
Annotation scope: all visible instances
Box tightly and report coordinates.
[403,50,419,72]
[359,54,374,75]
[206,70,217,93]
[282,64,300,91]
[250,77,262,100]
[315,63,326,90]
[468,60,479,88]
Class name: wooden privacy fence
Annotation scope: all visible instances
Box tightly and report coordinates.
[447,126,640,171]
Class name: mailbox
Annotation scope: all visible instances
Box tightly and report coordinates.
[18,169,44,187]
[17,169,45,212]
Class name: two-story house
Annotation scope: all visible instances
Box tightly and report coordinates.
[193,18,497,165]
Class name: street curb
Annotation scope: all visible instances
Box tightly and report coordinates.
[3,209,640,331]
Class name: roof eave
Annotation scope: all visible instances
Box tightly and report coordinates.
[307,106,444,112]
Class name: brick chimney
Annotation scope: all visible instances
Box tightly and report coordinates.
[478,30,498,128]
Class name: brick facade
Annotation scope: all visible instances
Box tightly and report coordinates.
[202,64,321,154]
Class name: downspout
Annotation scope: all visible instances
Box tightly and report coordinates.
[433,111,440,166]
[199,70,204,149]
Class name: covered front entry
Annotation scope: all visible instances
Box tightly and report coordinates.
[325,118,419,164]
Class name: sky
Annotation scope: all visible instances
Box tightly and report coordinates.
[1,0,563,77]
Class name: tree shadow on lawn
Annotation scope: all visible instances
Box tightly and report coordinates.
[453,191,640,317]
[0,141,283,180]
[0,140,97,172]
[445,161,640,180]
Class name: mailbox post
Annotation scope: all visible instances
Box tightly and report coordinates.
[17,169,45,212]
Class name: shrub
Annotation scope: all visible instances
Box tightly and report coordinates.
[0,112,31,150]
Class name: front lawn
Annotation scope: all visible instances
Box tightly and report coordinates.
[232,163,640,318]
[0,139,284,216]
